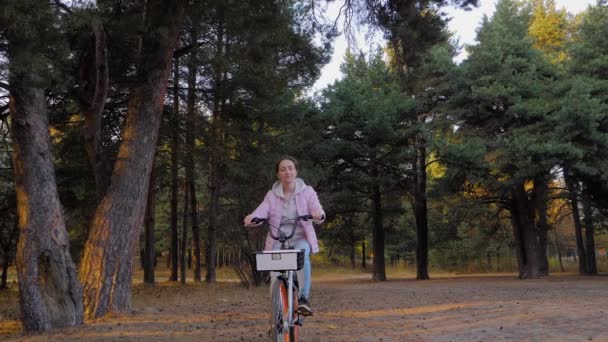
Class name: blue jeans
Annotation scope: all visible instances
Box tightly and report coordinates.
[271,239,311,299]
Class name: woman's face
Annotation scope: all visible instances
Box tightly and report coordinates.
[277,159,297,184]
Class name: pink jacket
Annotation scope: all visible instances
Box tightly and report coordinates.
[250,180,324,253]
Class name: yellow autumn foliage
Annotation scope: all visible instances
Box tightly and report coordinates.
[528,0,569,64]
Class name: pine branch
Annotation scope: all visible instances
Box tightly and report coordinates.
[52,0,73,14]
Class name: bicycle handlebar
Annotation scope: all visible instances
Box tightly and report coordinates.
[251,214,322,243]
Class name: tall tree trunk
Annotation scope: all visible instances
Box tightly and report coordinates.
[81,20,111,201]
[169,59,180,282]
[361,239,366,269]
[414,136,429,280]
[143,162,156,285]
[565,170,587,274]
[6,4,84,328]
[1,252,9,290]
[533,175,550,276]
[9,72,84,331]
[350,225,356,268]
[206,14,225,284]
[553,227,564,272]
[371,172,386,281]
[186,27,201,282]
[80,0,186,319]
[582,188,597,275]
[180,183,189,284]
[1,219,18,290]
[206,162,220,283]
[510,183,541,279]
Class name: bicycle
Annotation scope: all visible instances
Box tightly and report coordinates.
[252,215,315,342]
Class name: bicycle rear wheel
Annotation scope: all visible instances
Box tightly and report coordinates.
[271,279,290,342]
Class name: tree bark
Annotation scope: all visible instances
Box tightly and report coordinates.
[6,4,85,328]
[565,170,587,274]
[180,182,189,284]
[414,136,429,280]
[79,0,186,318]
[1,219,18,290]
[582,187,597,275]
[186,27,202,282]
[81,20,111,201]
[143,162,156,285]
[206,14,225,284]
[553,226,564,272]
[350,224,356,268]
[510,183,542,279]
[9,73,84,331]
[169,59,180,282]
[533,175,550,276]
[1,252,9,290]
[371,170,386,281]
[361,239,366,269]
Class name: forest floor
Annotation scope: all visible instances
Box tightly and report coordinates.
[1,266,608,342]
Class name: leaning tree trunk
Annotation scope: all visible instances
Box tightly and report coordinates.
[143,162,157,285]
[81,20,111,201]
[413,136,430,280]
[9,73,84,331]
[6,3,84,328]
[79,0,186,319]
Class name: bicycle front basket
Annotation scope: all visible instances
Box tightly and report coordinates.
[254,249,304,271]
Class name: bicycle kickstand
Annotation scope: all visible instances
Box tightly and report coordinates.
[294,314,305,327]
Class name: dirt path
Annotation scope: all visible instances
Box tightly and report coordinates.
[2,274,608,341]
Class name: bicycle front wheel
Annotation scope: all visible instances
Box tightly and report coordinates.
[271,279,290,342]
[290,292,300,342]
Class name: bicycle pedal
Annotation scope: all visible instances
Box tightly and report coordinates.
[297,308,313,317]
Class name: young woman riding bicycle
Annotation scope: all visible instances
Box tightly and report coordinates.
[244,156,325,315]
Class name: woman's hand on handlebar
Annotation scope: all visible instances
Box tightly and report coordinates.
[243,214,257,227]
[244,215,267,227]
[311,210,324,222]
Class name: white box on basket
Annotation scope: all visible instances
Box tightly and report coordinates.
[255,249,304,271]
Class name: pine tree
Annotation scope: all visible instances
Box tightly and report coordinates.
[448,0,563,278]
[319,50,414,281]
[359,0,480,280]
[555,2,608,273]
